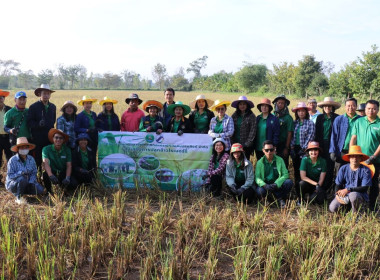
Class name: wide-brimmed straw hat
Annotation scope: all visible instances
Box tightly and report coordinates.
[48,128,69,143]
[292,102,311,113]
[77,96,97,106]
[342,145,369,162]
[10,137,36,152]
[257,98,273,112]
[34,84,55,97]
[272,94,290,106]
[167,101,191,116]
[357,103,366,112]
[305,141,323,153]
[0,90,10,97]
[189,94,214,110]
[231,96,254,109]
[230,143,244,153]
[142,100,163,112]
[60,100,77,112]
[125,93,143,105]
[317,97,341,109]
[99,96,118,106]
[209,99,231,111]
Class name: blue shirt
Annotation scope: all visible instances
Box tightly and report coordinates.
[5,154,42,189]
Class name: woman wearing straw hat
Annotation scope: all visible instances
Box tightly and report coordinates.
[75,96,98,151]
[231,96,256,159]
[189,95,215,134]
[6,137,45,204]
[208,100,234,151]
[329,145,373,213]
[166,101,193,135]
[254,98,280,161]
[139,100,164,133]
[298,141,327,205]
[290,102,315,186]
[315,97,340,190]
[96,97,120,131]
[57,101,77,149]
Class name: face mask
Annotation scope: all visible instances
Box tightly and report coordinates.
[19,149,29,155]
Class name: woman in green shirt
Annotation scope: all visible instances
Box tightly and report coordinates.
[189,94,215,134]
[166,101,193,135]
[298,141,327,205]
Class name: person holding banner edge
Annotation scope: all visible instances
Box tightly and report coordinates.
[139,100,164,133]
[166,101,193,135]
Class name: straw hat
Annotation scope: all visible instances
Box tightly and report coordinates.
[99,96,118,106]
[230,143,244,153]
[360,162,375,178]
[341,145,369,162]
[305,141,322,153]
[167,101,191,116]
[272,94,290,106]
[10,137,36,152]
[189,94,214,110]
[125,93,143,105]
[48,128,69,143]
[257,98,273,112]
[0,90,10,97]
[231,96,254,109]
[142,100,163,112]
[317,97,341,109]
[209,99,231,111]
[77,96,97,106]
[291,102,311,113]
[34,84,55,97]
[60,100,77,112]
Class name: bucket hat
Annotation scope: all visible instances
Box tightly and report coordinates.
[189,94,214,110]
[125,93,143,105]
[317,97,341,109]
[231,96,254,109]
[34,84,55,97]
[230,143,244,153]
[48,128,69,144]
[142,100,163,112]
[342,145,369,162]
[99,96,118,106]
[291,102,311,113]
[305,141,322,153]
[77,96,97,106]
[209,100,231,111]
[10,137,36,153]
[0,90,10,97]
[257,98,273,112]
[60,100,77,113]
[167,101,191,116]
[75,133,91,144]
[272,94,290,106]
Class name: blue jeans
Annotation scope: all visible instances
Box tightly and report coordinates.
[256,179,293,200]
[7,177,44,198]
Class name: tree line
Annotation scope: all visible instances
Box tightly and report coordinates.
[0,45,379,100]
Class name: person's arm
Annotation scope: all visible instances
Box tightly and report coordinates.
[139,118,146,132]
[74,114,88,134]
[240,162,254,189]
[56,116,64,131]
[26,104,39,129]
[208,153,229,177]
[255,160,266,187]
[300,170,318,185]
[225,160,235,187]
[219,117,234,138]
[208,118,218,138]
[28,157,38,184]
[245,114,257,147]
[66,162,72,178]
[274,158,289,187]
[6,158,24,180]
[43,158,53,177]
[272,116,280,147]
[120,112,126,131]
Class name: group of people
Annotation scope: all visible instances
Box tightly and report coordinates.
[0,86,378,213]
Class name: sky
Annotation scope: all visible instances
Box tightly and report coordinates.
[1,0,380,79]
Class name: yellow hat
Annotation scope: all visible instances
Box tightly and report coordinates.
[209,99,231,111]
[77,95,97,106]
[99,96,118,106]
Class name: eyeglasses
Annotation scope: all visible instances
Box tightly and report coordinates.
[264,148,274,152]
[54,136,64,140]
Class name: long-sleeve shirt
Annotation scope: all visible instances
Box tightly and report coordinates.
[208,114,234,151]
[291,119,315,150]
[255,155,289,188]
[205,152,229,184]
[57,115,76,149]
[6,154,41,189]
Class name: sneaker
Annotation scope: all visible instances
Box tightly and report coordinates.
[15,197,27,205]
[279,199,286,209]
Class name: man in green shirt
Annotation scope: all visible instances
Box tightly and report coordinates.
[255,140,293,208]
[42,128,78,193]
[350,100,380,211]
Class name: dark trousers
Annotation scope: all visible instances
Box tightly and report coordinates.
[32,138,51,170]
[276,142,289,169]
[320,139,334,191]
[88,130,98,151]
[7,177,45,197]
[243,146,253,161]
[231,182,256,204]
[208,174,223,197]
[369,163,380,211]
[0,134,12,167]
[297,180,326,204]
[291,145,303,184]
[42,171,78,193]
[256,179,293,200]
[75,170,96,185]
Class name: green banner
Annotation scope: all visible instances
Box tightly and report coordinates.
[98,132,213,190]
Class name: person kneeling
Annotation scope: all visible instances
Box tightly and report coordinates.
[72,133,97,185]
[226,143,255,203]
[42,128,78,193]
[255,140,293,208]
[6,137,45,204]
[329,145,373,213]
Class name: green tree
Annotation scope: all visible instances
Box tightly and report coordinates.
[295,55,323,98]
[187,55,208,79]
[0,59,20,89]
[235,64,268,93]
[152,63,167,90]
[17,70,35,89]
[58,64,86,89]
[37,69,54,85]
[170,67,190,90]
[307,73,329,96]
[328,63,355,99]
[267,62,297,95]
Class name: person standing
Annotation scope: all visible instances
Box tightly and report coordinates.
[307,98,322,124]
[272,95,294,168]
[27,84,56,168]
[75,96,98,151]
[350,100,380,211]
[96,96,120,131]
[208,100,234,151]
[57,101,77,149]
[356,103,366,117]
[189,94,214,134]
[120,93,145,132]
[0,90,12,171]
[159,88,176,128]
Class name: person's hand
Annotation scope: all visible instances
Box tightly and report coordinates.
[146,126,152,132]
[269,183,277,191]
[337,189,349,197]
[11,128,19,136]
[62,176,70,187]
[97,128,104,133]
[263,184,272,193]
[49,175,59,184]
[230,185,238,194]
[315,183,321,192]
[365,155,377,165]
[39,120,45,127]
[21,171,29,177]
[330,153,336,162]
[156,129,162,135]
[236,187,244,196]
[177,130,184,136]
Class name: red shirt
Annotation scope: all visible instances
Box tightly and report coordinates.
[120,108,145,132]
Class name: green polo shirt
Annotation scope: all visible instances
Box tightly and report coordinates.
[255,115,267,150]
[42,144,72,174]
[234,162,245,184]
[84,111,95,129]
[194,111,209,132]
[323,115,331,140]
[295,121,303,146]
[343,113,358,150]
[234,115,243,143]
[278,114,294,143]
[300,156,327,182]
[173,120,180,133]
[262,157,279,184]
[214,117,224,133]
[352,116,380,163]
[4,107,30,138]
[80,150,89,170]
